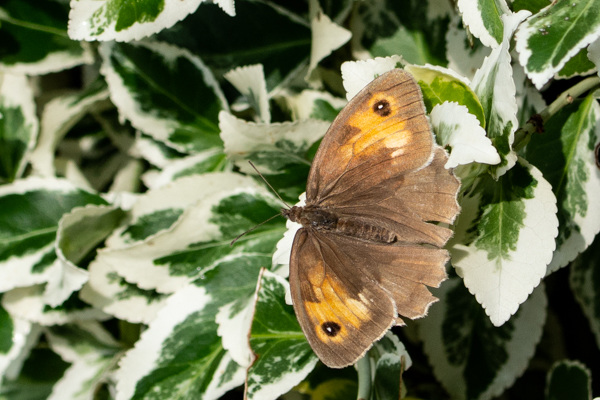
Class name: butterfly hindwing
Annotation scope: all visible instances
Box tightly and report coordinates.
[289,229,396,368]
[327,148,460,247]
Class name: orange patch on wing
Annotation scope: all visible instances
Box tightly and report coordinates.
[304,273,372,344]
[341,94,413,160]
[306,260,326,286]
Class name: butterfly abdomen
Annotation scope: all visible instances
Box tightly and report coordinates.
[335,217,396,243]
[283,206,396,243]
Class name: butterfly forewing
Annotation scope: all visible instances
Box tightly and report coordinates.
[306,70,434,205]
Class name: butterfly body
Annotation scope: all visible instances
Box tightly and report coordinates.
[285,69,461,368]
[282,206,397,243]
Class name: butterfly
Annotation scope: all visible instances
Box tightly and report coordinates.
[282,69,461,368]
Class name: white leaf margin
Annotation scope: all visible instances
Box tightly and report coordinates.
[421,279,547,400]
[547,98,600,273]
[68,0,235,42]
[80,257,168,324]
[430,102,501,168]
[2,284,109,325]
[283,89,347,121]
[588,37,600,72]
[225,64,271,124]
[340,56,403,100]
[45,322,120,400]
[515,2,600,89]
[446,14,491,80]
[457,0,510,49]
[245,269,318,400]
[471,11,531,178]
[114,284,245,400]
[0,317,40,384]
[0,177,87,293]
[306,10,352,83]
[219,112,329,175]
[31,86,110,177]
[99,173,271,293]
[0,73,39,179]
[451,158,558,326]
[99,40,227,152]
[216,299,255,367]
[105,173,233,249]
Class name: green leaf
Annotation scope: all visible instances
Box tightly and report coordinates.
[99,40,228,153]
[405,64,486,127]
[3,284,109,326]
[472,11,530,177]
[569,235,600,350]
[117,222,283,398]
[0,347,69,399]
[80,257,168,324]
[515,0,600,88]
[157,1,311,88]
[513,0,551,13]
[451,159,557,326]
[41,205,125,308]
[0,301,37,381]
[45,322,121,400]
[526,94,600,273]
[224,64,271,123]
[68,0,235,42]
[284,90,346,122]
[0,178,106,293]
[57,205,124,265]
[370,333,411,400]
[30,79,110,177]
[0,0,92,74]
[457,0,509,48]
[355,0,449,66]
[556,47,596,79]
[220,112,328,201]
[421,278,547,400]
[246,269,318,400]
[98,173,284,293]
[370,25,437,65]
[546,360,591,400]
[114,285,245,400]
[0,74,38,182]
[430,102,500,169]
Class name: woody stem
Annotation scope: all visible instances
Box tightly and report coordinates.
[514,76,600,152]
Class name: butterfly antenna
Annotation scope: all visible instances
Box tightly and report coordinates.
[247,161,291,209]
[230,212,282,246]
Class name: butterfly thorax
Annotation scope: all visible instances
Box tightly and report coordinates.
[282,205,397,243]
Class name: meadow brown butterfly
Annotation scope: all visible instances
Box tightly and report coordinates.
[282,69,460,368]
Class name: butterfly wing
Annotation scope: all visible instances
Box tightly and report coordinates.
[289,229,396,368]
[306,69,435,206]
[289,228,449,368]
[289,69,460,368]
[331,147,460,247]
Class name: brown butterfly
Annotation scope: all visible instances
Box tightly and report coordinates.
[282,69,461,368]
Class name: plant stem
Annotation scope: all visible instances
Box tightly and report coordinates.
[356,355,372,400]
[514,76,600,151]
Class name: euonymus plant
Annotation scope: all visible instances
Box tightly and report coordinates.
[1,0,599,399]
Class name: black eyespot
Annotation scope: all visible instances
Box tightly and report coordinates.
[321,321,341,337]
[373,99,391,116]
